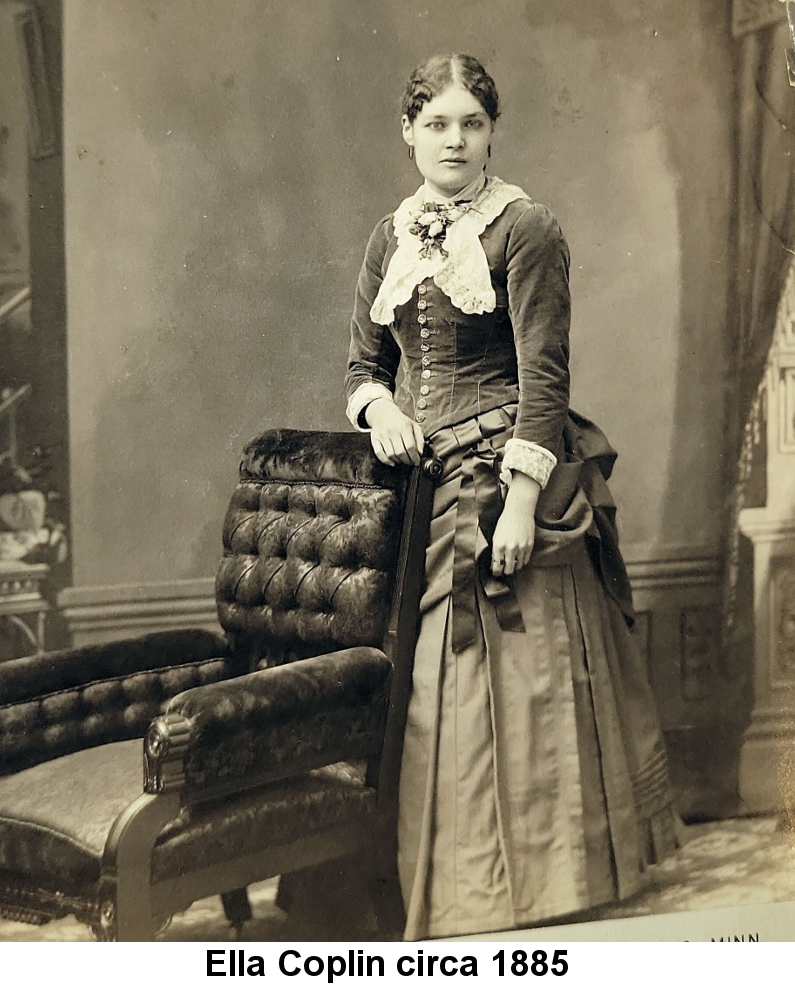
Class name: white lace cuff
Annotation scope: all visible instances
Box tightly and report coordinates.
[345,381,394,432]
[502,439,557,489]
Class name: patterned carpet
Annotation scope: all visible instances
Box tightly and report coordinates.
[1,816,794,941]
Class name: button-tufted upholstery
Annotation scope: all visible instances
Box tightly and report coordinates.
[0,430,434,938]
[0,630,232,776]
[218,430,406,669]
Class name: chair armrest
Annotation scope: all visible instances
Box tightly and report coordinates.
[0,629,234,775]
[149,647,392,796]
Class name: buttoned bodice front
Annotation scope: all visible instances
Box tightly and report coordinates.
[391,277,519,433]
[345,193,572,456]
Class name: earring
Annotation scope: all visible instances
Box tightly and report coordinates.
[488,144,492,158]
[409,147,414,160]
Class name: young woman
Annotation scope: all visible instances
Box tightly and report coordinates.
[345,54,680,941]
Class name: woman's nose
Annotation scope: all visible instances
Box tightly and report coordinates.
[446,126,464,148]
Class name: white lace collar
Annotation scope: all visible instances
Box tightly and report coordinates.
[369,176,530,325]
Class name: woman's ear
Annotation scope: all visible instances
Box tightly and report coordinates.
[401,114,414,149]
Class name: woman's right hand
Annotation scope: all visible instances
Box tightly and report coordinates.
[365,398,425,466]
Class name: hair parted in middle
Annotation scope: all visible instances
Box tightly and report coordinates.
[400,54,500,124]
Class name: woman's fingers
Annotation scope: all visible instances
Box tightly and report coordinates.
[393,425,422,465]
[391,428,417,465]
[492,543,514,576]
[400,428,421,466]
[494,552,527,575]
[399,421,423,466]
[372,429,398,464]
[371,437,393,466]
[368,405,424,467]
[491,527,535,575]
[371,424,422,466]
[499,547,521,576]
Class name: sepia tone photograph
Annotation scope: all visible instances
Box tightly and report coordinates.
[0,0,795,943]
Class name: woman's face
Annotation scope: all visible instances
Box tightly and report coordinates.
[402,83,493,198]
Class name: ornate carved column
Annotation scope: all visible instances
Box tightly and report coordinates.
[739,266,795,812]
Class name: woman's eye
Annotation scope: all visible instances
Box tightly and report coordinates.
[426,121,445,130]
[465,120,483,128]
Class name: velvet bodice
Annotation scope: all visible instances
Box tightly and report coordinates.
[345,197,571,454]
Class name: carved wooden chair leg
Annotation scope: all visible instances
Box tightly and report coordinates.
[99,714,189,941]
[221,888,252,937]
[99,791,182,941]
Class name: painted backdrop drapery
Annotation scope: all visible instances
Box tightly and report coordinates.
[727,7,795,625]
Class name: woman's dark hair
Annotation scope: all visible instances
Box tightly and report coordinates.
[401,54,500,123]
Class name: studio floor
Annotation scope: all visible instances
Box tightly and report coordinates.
[1,816,794,941]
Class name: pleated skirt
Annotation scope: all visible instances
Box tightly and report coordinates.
[397,411,681,940]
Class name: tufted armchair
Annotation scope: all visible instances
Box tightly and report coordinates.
[0,430,439,940]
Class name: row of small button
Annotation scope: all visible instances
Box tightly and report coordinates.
[417,283,431,422]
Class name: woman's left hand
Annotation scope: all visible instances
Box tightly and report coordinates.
[491,507,535,576]
[491,471,541,576]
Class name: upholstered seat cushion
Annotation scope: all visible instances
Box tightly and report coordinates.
[0,740,374,891]
[0,739,142,887]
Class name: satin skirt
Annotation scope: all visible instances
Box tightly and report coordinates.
[397,408,680,940]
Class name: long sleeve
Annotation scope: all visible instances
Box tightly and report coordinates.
[344,216,402,430]
[503,202,571,474]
